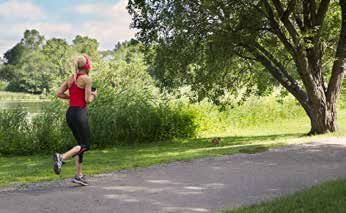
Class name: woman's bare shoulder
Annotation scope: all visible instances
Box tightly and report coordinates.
[66,74,75,85]
[80,74,91,82]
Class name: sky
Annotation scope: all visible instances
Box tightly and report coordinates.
[0,0,137,56]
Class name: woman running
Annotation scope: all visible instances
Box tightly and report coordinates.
[53,55,97,186]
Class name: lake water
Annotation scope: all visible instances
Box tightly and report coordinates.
[0,101,48,113]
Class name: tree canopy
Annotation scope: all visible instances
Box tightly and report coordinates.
[128,0,346,134]
[0,30,102,94]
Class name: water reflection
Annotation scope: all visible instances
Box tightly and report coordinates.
[0,101,48,113]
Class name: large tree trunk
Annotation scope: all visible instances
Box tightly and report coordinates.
[320,0,346,134]
[305,99,337,135]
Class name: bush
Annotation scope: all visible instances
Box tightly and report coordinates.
[0,92,306,155]
[0,100,198,155]
[88,100,198,147]
[0,108,32,155]
[87,61,198,147]
[191,94,306,136]
[0,81,8,91]
[31,100,74,153]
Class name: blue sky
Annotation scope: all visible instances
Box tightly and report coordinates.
[0,0,136,55]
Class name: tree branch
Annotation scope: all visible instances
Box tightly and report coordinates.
[268,0,299,45]
[316,0,331,26]
[294,13,304,31]
[303,0,311,28]
[254,42,301,89]
[262,2,317,98]
[326,0,346,104]
[309,0,317,25]
[272,0,284,15]
[233,51,257,61]
[264,1,297,56]
[242,41,309,106]
[244,43,310,113]
[283,0,297,21]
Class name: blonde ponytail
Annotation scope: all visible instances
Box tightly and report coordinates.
[75,56,87,73]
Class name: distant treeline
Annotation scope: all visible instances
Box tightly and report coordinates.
[0,29,138,94]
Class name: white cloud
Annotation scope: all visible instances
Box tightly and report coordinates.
[74,0,136,50]
[0,0,47,54]
[1,22,73,36]
[75,0,128,18]
[0,0,44,20]
[0,22,73,55]
[0,38,17,56]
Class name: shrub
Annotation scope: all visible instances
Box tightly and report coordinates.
[191,94,306,136]
[0,92,306,155]
[0,108,32,155]
[31,100,74,153]
[0,81,8,91]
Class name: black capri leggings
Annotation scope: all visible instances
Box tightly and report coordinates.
[66,107,90,163]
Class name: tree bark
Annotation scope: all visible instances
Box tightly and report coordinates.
[306,95,336,135]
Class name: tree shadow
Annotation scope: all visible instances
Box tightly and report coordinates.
[94,133,306,168]
[128,132,304,154]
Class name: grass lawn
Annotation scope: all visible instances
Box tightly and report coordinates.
[1,108,346,188]
[224,179,346,213]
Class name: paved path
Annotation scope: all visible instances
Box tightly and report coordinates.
[1,138,346,213]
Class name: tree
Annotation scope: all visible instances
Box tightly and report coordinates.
[21,29,45,50]
[0,64,17,82]
[128,0,346,134]
[3,43,28,65]
[7,51,55,94]
[42,38,72,76]
[1,29,66,93]
[72,35,100,59]
[4,29,44,65]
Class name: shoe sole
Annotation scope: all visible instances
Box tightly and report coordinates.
[72,179,89,186]
[53,154,61,175]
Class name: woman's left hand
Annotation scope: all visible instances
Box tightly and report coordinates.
[91,90,97,98]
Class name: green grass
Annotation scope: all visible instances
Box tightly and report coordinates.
[224,179,346,213]
[1,104,346,188]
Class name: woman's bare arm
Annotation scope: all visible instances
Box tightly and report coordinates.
[56,80,70,100]
[84,76,96,103]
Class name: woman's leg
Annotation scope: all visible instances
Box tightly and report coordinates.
[61,146,81,161]
[54,107,82,175]
[71,109,90,185]
[73,108,90,174]
[72,153,88,186]
[75,155,82,176]
[64,107,83,161]
[68,108,89,185]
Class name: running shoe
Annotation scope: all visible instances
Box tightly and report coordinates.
[72,175,89,186]
[53,153,63,175]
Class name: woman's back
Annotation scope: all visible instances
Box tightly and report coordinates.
[69,73,87,108]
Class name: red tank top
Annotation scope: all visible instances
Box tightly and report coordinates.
[69,73,87,108]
